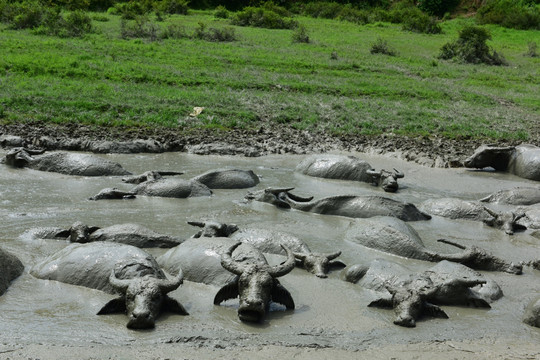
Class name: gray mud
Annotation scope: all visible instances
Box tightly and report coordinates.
[1,150,539,359]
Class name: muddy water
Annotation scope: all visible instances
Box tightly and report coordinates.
[0,150,539,350]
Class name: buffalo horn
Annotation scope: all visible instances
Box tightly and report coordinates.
[158,271,184,294]
[366,169,381,177]
[220,242,245,275]
[483,206,499,218]
[286,192,314,202]
[293,252,307,261]
[393,168,404,178]
[187,221,205,228]
[265,187,295,194]
[108,269,131,293]
[326,251,342,260]
[268,245,296,278]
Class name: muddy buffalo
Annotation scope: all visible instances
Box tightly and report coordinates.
[0,247,24,296]
[480,187,540,205]
[464,144,540,181]
[2,148,131,176]
[296,154,404,192]
[30,242,188,329]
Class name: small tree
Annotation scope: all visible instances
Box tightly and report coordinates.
[439,25,507,65]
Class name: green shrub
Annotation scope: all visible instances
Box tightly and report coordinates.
[370,37,397,56]
[5,0,46,29]
[477,0,540,30]
[526,41,538,57]
[115,1,152,20]
[401,11,441,33]
[120,15,160,41]
[417,0,460,17]
[161,22,187,38]
[214,5,228,19]
[231,6,298,29]
[302,1,344,19]
[193,21,237,41]
[438,25,508,65]
[64,9,92,36]
[292,23,309,43]
[156,0,189,15]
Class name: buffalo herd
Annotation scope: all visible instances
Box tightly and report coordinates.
[1,144,540,330]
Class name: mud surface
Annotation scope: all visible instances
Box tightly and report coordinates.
[2,122,538,167]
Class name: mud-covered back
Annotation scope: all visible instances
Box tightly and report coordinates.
[133,178,212,198]
[230,228,310,254]
[296,155,372,182]
[0,247,24,295]
[191,169,259,189]
[32,152,131,176]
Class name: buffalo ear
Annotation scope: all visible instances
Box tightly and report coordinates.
[368,297,393,308]
[467,297,491,308]
[271,280,295,310]
[163,296,189,315]
[97,297,126,315]
[89,226,101,234]
[213,279,239,305]
[423,303,449,319]
[329,260,347,270]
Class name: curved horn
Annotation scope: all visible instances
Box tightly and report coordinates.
[187,221,205,228]
[325,251,342,260]
[268,245,296,278]
[158,270,184,294]
[265,187,295,194]
[108,269,131,293]
[483,206,499,218]
[366,169,381,177]
[220,242,246,275]
[293,252,307,261]
[393,168,404,178]
[285,192,314,202]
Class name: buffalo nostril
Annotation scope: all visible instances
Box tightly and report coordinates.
[316,273,328,278]
[394,316,416,328]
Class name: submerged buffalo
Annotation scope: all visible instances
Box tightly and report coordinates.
[188,221,240,238]
[2,148,131,176]
[464,144,540,181]
[214,242,296,322]
[30,242,188,329]
[230,228,345,278]
[89,178,212,200]
[0,247,24,296]
[245,187,431,221]
[296,154,404,192]
[366,261,493,327]
[344,216,522,274]
[191,169,260,189]
[419,198,526,235]
[523,296,540,328]
[480,187,540,206]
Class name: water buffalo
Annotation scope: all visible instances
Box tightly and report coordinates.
[480,187,540,205]
[464,144,540,181]
[188,221,240,238]
[30,242,188,329]
[245,187,431,221]
[368,263,493,328]
[2,148,131,176]
[419,198,526,235]
[296,154,404,192]
[0,247,24,296]
[214,242,296,322]
[191,169,260,189]
[230,228,345,278]
[523,296,540,328]
[344,216,522,274]
[89,178,212,200]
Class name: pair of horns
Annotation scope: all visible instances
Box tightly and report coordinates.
[366,168,404,178]
[221,242,295,278]
[293,251,341,261]
[109,269,183,294]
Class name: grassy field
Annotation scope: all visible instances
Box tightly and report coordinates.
[0,10,539,141]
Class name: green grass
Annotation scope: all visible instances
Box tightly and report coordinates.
[0,11,539,140]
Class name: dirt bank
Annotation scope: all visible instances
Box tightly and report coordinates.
[2,122,536,168]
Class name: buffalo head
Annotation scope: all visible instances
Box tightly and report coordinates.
[4,147,45,168]
[244,188,313,209]
[293,251,345,278]
[98,269,188,329]
[122,171,184,184]
[69,222,100,243]
[366,168,404,192]
[463,145,515,171]
[214,242,296,322]
[482,207,526,235]
[188,221,239,238]
[88,188,136,201]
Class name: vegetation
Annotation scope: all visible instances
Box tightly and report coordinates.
[370,37,397,56]
[439,25,507,65]
[0,2,539,141]
[477,0,540,30]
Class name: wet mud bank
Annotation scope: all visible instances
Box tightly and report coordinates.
[2,123,537,168]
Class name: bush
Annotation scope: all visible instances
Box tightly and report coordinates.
[402,11,441,33]
[438,25,508,65]
[292,23,309,43]
[417,0,460,17]
[231,6,298,29]
[161,22,187,38]
[370,37,397,56]
[120,15,160,41]
[526,41,538,57]
[115,1,152,20]
[193,22,236,41]
[477,0,540,30]
[214,5,228,18]
[63,9,92,36]
[156,0,189,15]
